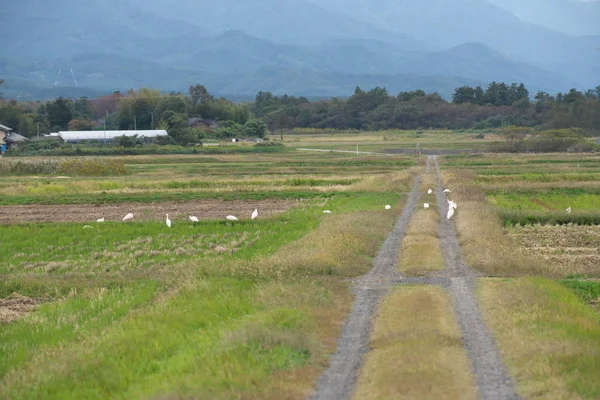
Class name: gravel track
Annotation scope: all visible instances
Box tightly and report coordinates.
[433,156,519,400]
[310,176,422,400]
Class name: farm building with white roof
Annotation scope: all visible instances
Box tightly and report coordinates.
[58,130,168,144]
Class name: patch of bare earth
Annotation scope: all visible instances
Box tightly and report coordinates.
[0,199,298,224]
[0,293,44,324]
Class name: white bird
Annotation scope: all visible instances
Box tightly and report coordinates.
[323,210,332,214]
[189,215,199,223]
[447,200,458,210]
[427,189,433,195]
[447,207,455,220]
[443,189,451,194]
[165,214,172,228]
[566,207,572,214]
[385,205,391,210]
[424,203,430,209]
[251,209,259,220]
[122,213,134,222]
[226,215,238,221]
[96,217,105,223]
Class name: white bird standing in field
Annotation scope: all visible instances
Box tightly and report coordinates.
[443,189,451,194]
[323,210,332,214]
[189,215,199,223]
[122,213,134,222]
[424,203,430,209]
[447,207,455,220]
[96,216,105,223]
[165,214,172,228]
[427,189,433,195]
[447,200,458,210]
[566,207,572,214]
[226,215,239,221]
[385,205,391,210]
[251,209,259,220]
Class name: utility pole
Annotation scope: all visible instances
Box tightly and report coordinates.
[151,112,154,129]
[105,110,107,142]
[356,144,359,156]
[37,122,40,140]
[134,116,137,131]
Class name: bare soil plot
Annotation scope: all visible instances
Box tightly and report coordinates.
[0,294,43,324]
[507,224,600,277]
[0,199,298,224]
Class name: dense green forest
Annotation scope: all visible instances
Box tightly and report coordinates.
[1,80,599,146]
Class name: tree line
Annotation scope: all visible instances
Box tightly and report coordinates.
[0,85,266,145]
[255,83,600,133]
[1,81,599,144]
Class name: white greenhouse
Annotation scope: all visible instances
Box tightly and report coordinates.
[58,130,168,144]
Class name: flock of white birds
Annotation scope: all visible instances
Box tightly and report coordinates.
[89,187,471,228]
[87,188,573,229]
[424,187,457,220]
[321,187,457,219]
[91,208,260,227]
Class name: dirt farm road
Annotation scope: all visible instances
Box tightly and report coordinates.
[310,157,518,400]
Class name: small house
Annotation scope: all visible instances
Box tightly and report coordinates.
[6,132,29,150]
[0,123,11,154]
[0,124,29,153]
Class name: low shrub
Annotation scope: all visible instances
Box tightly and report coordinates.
[6,143,288,157]
[0,158,127,176]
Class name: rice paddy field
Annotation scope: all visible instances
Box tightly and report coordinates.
[1,137,600,399]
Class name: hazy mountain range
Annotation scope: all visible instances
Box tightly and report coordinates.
[1,0,599,100]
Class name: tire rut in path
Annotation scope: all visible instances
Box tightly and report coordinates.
[433,156,519,400]
[309,175,422,400]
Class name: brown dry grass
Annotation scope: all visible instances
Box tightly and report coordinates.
[354,285,476,400]
[443,169,547,277]
[350,169,416,193]
[396,164,442,276]
[398,208,444,276]
[254,211,396,279]
[507,224,600,277]
[479,278,600,399]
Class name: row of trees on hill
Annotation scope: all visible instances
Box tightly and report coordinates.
[1,80,599,143]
